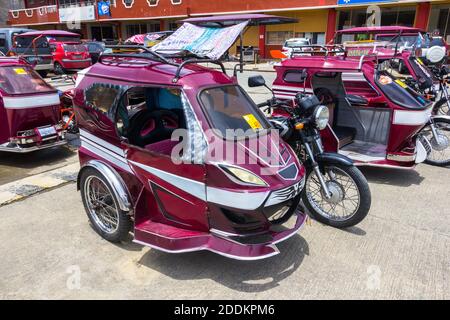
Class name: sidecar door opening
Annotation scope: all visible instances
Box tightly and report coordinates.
[115,85,209,233]
[312,71,390,162]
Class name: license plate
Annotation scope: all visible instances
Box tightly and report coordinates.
[37,126,56,137]
[72,55,82,59]
[27,56,42,63]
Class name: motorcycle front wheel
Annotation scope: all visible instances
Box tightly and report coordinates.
[302,164,371,228]
[422,118,450,167]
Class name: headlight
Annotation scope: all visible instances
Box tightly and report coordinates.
[221,165,267,187]
[314,105,329,130]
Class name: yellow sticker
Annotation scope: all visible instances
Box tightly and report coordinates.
[417,58,424,65]
[395,79,407,88]
[13,68,27,75]
[243,114,262,130]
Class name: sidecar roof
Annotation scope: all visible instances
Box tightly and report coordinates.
[279,56,375,72]
[336,26,423,35]
[17,30,80,38]
[179,14,297,27]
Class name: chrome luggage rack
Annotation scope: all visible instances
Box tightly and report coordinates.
[102,45,226,83]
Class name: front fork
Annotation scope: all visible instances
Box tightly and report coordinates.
[303,138,332,199]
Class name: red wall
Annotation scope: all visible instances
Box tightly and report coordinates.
[415,2,431,31]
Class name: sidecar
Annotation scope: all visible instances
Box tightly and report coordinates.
[74,47,307,260]
[0,57,66,152]
[273,55,433,169]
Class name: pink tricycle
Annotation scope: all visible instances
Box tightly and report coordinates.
[273,53,450,167]
[73,46,308,260]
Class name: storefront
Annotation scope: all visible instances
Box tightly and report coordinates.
[336,1,417,30]
[428,1,450,42]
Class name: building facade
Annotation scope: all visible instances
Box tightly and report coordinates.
[5,0,450,58]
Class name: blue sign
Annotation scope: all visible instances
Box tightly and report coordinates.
[97,1,111,16]
[337,0,397,5]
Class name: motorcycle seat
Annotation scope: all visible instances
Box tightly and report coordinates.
[346,94,368,106]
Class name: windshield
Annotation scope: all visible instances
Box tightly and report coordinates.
[0,66,54,94]
[285,40,309,48]
[376,72,429,110]
[199,85,271,138]
[377,35,419,48]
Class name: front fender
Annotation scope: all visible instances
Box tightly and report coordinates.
[316,152,354,167]
[77,160,132,212]
[432,115,450,123]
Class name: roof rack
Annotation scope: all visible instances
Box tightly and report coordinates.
[100,45,227,82]
[173,59,226,82]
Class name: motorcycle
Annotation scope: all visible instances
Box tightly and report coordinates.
[249,75,371,228]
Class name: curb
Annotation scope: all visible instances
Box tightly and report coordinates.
[0,162,80,207]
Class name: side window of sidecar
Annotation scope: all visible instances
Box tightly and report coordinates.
[284,70,307,83]
[85,83,122,117]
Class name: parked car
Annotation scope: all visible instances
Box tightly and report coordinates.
[282,38,312,58]
[12,30,92,76]
[0,28,35,55]
[85,41,105,64]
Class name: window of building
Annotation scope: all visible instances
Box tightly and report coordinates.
[126,24,148,38]
[429,5,450,43]
[337,6,416,42]
[266,31,294,45]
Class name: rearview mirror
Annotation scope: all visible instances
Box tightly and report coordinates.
[248,75,266,88]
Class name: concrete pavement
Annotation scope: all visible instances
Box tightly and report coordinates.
[0,163,448,299]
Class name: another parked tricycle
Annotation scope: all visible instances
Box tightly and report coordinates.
[0,57,66,152]
[73,46,308,260]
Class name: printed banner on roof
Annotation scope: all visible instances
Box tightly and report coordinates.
[152,22,248,60]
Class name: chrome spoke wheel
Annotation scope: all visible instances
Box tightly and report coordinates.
[305,166,360,222]
[84,176,119,234]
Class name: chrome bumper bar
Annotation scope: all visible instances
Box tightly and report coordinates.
[0,140,67,153]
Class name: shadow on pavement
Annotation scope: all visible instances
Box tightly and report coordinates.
[360,167,425,187]
[135,234,309,293]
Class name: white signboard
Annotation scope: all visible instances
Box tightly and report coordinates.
[152,22,248,60]
[59,5,96,22]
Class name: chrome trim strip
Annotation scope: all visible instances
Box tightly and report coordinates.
[79,160,132,212]
[0,140,66,153]
[79,129,126,157]
[80,140,133,174]
[133,239,280,261]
